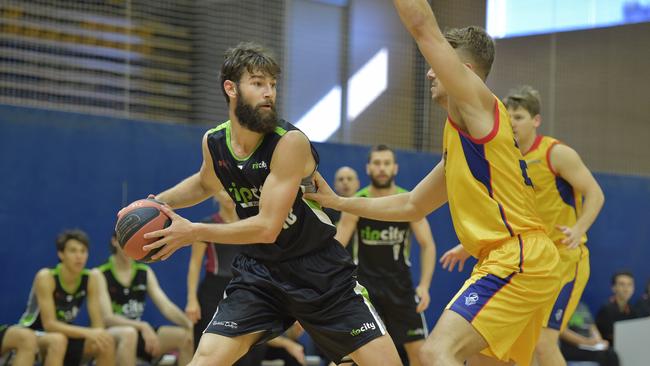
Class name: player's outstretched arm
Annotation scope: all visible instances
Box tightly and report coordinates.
[185,243,206,324]
[550,144,605,249]
[410,218,436,312]
[147,268,193,329]
[306,160,447,222]
[334,212,359,247]
[156,132,224,209]
[144,131,312,260]
[393,0,494,137]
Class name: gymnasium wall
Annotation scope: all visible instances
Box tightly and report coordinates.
[1,104,648,328]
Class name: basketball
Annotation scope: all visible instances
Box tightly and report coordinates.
[115,198,171,263]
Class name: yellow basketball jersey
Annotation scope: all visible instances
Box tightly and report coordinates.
[524,135,586,246]
[443,98,544,257]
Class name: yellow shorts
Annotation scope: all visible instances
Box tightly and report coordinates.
[446,231,561,366]
[543,243,590,331]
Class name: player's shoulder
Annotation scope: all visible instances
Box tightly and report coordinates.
[204,120,230,141]
[35,268,56,289]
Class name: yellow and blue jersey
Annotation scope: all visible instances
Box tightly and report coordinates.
[442,98,544,257]
[523,135,586,246]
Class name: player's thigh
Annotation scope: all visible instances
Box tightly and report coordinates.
[348,334,401,366]
[37,331,68,352]
[426,309,488,360]
[157,325,192,353]
[191,331,264,366]
[1,326,37,352]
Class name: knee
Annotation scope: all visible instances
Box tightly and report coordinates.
[123,326,138,345]
[535,331,560,356]
[182,328,194,348]
[101,330,116,351]
[418,338,450,366]
[16,328,38,352]
[49,333,68,352]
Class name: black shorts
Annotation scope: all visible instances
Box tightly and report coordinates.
[64,338,85,366]
[359,275,428,345]
[205,242,386,364]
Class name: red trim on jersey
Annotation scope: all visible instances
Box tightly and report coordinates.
[447,99,500,144]
[546,140,562,176]
[524,134,544,155]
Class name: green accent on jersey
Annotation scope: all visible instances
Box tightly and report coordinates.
[212,121,287,162]
[302,198,322,210]
[274,126,287,136]
[18,315,34,327]
[355,185,408,198]
[207,121,229,135]
[52,264,85,295]
[225,122,266,162]
[105,256,148,287]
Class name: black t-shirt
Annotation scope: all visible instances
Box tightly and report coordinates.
[206,119,336,262]
[98,257,148,320]
[595,299,640,345]
[20,264,89,329]
[354,186,413,283]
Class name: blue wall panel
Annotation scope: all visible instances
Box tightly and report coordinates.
[1,105,648,334]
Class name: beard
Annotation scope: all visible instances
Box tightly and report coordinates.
[235,96,278,134]
[370,174,395,189]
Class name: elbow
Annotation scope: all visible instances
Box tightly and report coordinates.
[259,225,282,244]
[42,319,56,332]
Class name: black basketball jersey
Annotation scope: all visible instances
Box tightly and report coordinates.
[206,119,335,261]
[355,186,413,280]
[20,264,89,330]
[98,256,148,320]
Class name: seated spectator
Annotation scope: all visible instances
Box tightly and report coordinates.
[596,271,640,346]
[560,302,619,366]
[634,279,650,317]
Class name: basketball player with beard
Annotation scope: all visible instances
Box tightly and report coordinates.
[335,144,436,366]
[134,42,402,366]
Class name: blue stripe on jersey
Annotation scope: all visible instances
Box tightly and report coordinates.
[459,134,492,195]
[450,272,516,323]
[555,176,576,209]
[459,133,514,237]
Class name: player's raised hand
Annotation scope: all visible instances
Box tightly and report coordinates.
[439,243,471,272]
[143,205,197,261]
[303,171,340,208]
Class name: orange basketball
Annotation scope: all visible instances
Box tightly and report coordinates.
[115,198,170,263]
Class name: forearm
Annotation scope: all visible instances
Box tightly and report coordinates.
[267,335,294,349]
[43,320,94,339]
[161,304,192,329]
[186,260,201,303]
[574,186,605,233]
[157,174,214,209]
[332,194,420,222]
[192,216,279,244]
[104,313,147,330]
[560,328,592,346]
[418,244,436,289]
[393,0,443,41]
